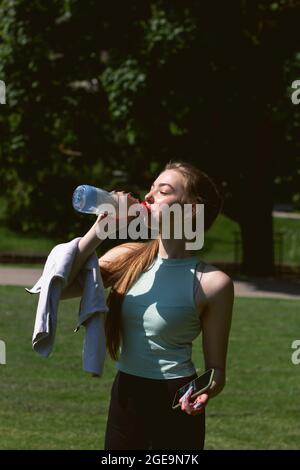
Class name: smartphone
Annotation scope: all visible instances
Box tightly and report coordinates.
[172,368,215,410]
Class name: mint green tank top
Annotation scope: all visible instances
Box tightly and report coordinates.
[116,253,203,379]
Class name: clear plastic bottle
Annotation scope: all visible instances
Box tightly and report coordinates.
[72,184,150,217]
[72,185,118,215]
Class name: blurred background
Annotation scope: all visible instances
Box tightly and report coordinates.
[0,0,300,450]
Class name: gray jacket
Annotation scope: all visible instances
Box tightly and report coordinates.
[25,237,108,376]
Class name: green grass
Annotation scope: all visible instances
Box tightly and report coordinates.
[0,286,299,449]
[0,226,57,254]
[0,264,45,269]
[0,214,299,266]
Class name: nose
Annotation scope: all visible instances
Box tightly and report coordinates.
[144,192,154,204]
[144,185,154,201]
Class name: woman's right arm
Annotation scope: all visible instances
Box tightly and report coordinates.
[60,211,108,300]
[60,191,141,300]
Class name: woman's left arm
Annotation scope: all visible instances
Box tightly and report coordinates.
[201,272,234,398]
[180,272,234,415]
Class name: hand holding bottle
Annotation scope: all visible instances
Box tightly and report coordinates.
[103,190,142,220]
[67,188,147,286]
[94,190,144,240]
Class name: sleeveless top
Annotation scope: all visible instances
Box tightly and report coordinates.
[115,253,204,379]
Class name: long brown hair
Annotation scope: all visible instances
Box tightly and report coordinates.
[100,161,223,361]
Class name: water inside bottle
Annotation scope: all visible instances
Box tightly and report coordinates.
[72,186,86,211]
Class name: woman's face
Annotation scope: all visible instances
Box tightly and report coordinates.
[143,169,186,229]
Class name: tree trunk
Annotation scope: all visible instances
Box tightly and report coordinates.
[239,119,275,277]
[239,192,274,277]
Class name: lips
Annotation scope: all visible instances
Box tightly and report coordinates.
[141,201,151,212]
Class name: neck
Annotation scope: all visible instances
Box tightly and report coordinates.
[158,236,195,259]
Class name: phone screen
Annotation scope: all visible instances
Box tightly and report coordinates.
[172,369,214,409]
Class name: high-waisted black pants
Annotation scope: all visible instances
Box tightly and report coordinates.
[104,370,205,450]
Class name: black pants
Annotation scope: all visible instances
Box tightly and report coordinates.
[104,370,205,450]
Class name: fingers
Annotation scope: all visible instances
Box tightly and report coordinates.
[196,393,209,406]
[180,390,208,416]
[95,211,109,222]
[179,386,195,415]
[94,211,104,229]
[113,190,139,203]
[193,395,207,411]
[179,385,193,404]
[95,190,133,218]
[191,392,209,413]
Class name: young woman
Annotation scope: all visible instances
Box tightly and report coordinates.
[62,161,234,450]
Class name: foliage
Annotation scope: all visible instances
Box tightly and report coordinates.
[0,0,300,273]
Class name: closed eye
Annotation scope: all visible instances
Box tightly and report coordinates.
[150,186,169,195]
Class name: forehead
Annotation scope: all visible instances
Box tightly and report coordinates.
[154,169,185,188]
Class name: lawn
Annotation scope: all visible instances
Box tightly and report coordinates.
[0,286,299,449]
[0,226,57,254]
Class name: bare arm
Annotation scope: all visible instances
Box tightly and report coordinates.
[60,212,107,301]
[64,190,140,290]
[201,272,234,398]
[178,270,235,416]
[61,191,141,300]
[66,213,106,287]
[61,190,136,300]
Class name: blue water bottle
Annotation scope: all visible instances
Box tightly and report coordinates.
[72,185,117,215]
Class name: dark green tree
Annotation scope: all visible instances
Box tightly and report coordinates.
[1,0,300,274]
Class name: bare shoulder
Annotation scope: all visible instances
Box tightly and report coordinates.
[99,242,142,266]
[202,263,234,296]
[195,261,234,314]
